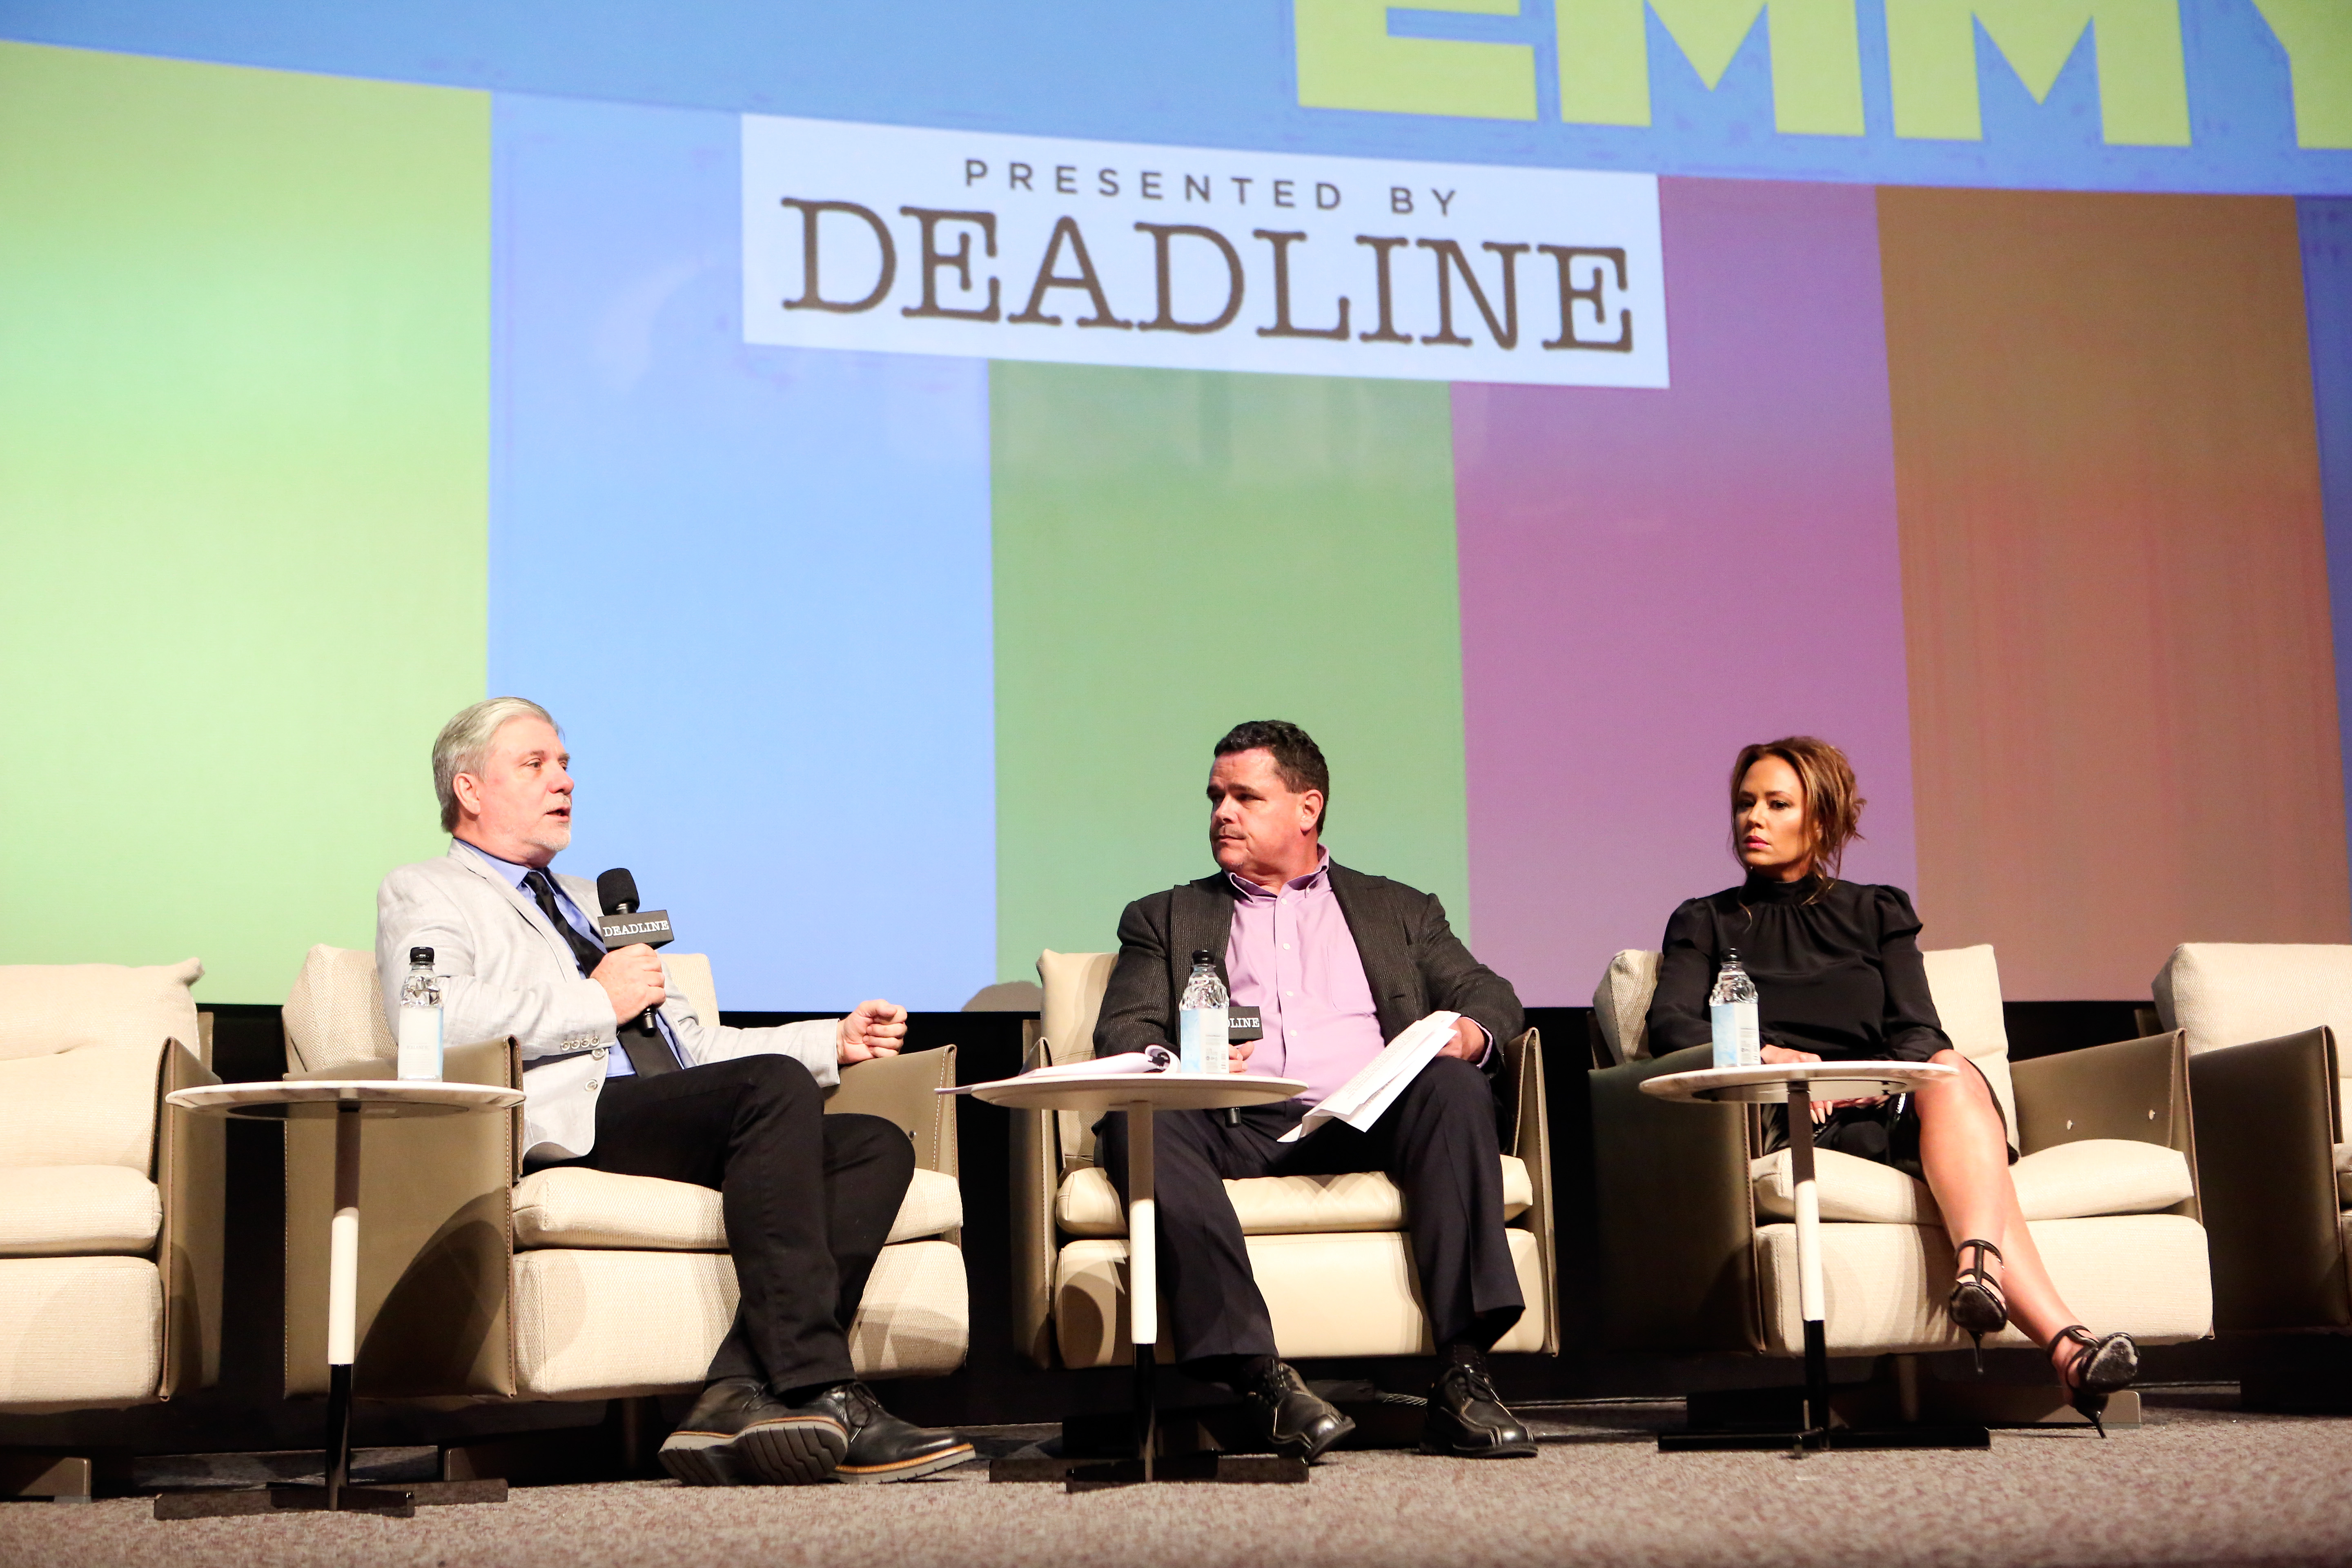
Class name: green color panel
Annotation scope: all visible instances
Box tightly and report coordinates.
[991,362,1471,981]
[0,44,490,1001]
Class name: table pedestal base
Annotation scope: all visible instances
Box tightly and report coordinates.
[1065,1454,1310,1490]
[152,1479,515,1521]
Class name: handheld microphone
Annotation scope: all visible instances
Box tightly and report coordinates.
[596,869,675,1040]
[594,869,675,951]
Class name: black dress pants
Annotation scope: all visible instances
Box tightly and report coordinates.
[561,1054,914,1394]
[1094,1055,1524,1365]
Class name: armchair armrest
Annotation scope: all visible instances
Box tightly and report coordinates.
[2011,1031,2194,1165]
[156,1037,223,1396]
[2186,1026,2350,1332]
[1009,1020,1058,1368]
[1588,1044,1757,1353]
[1500,1029,1558,1354]
[829,1045,958,1177]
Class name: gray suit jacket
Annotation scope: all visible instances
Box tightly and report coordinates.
[1094,862,1523,1069]
[376,843,840,1163]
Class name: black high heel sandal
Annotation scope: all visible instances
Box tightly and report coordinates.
[2053,1325,2139,1438]
[1947,1238,2007,1374]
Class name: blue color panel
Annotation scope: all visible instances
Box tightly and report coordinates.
[489,92,995,1010]
[2306,197,2352,902]
[9,1,2350,196]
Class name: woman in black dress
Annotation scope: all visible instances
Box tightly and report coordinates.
[1643,736,2138,1431]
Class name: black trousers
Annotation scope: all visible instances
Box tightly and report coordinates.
[558,1054,914,1394]
[1095,1055,1524,1365]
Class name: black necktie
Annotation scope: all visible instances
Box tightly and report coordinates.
[523,869,677,1077]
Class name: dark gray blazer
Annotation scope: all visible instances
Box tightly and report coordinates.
[1093,862,1523,1069]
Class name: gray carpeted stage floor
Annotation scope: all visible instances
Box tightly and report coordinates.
[7,1392,2352,1568]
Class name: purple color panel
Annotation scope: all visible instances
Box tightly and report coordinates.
[1454,177,1917,1008]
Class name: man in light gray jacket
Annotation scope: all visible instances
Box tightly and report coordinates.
[376,696,969,1487]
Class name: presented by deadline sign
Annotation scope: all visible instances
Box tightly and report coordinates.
[742,115,1669,389]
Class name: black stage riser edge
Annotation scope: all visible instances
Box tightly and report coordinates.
[1659,1426,1990,1452]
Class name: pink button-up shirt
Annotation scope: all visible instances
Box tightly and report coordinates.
[1223,852,1387,1106]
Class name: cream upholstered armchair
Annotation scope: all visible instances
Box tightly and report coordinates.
[277,946,965,1405]
[1009,950,1556,1370]
[2152,944,2352,1353]
[1588,944,2209,1410]
[0,961,224,1427]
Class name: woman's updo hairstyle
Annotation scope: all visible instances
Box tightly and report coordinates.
[1729,735,1866,883]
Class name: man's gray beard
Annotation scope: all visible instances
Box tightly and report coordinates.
[524,824,573,858]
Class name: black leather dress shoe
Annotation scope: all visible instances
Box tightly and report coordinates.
[660,1377,848,1486]
[1421,1361,1537,1458]
[800,1381,975,1483]
[1245,1361,1356,1463]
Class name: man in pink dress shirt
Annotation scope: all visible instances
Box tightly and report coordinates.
[1094,720,1535,1463]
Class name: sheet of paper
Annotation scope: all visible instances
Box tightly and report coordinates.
[1277,1012,1461,1141]
[937,1043,1174,1094]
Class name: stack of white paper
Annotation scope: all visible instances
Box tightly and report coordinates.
[1277,1012,1461,1142]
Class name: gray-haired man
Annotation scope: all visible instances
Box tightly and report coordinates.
[376,697,969,1486]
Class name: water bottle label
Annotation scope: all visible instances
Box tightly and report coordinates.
[1710,1001,1760,1069]
[1178,1007,1228,1074]
[398,1005,443,1081]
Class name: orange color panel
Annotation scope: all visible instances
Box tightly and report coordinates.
[1880,189,2345,1000]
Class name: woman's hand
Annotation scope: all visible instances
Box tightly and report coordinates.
[1760,1042,1888,1122]
[1759,1043,1856,1125]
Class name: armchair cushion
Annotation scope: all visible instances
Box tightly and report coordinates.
[512,1237,968,1398]
[2157,942,2352,1131]
[1754,1213,2212,1356]
[1037,950,1120,1169]
[1051,1229,1549,1366]
[0,1256,164,1411]
[1752,1138,2194,1224]
[1038,951,1117,1064]
[1592,951,1660,1066]
[0,1042,168,1172]
[2156,942,2352,1055]
[0,958,201,1063]
[283,945,397,1074]
[1053,1156,1534,1238]
[2011,1138,2195,1220]
[0,1166,161,1256]
[513,1165,962,1252]
[1916,945,2019,1134]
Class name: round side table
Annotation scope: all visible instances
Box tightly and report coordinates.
[972,1071,1305,1482]
[1641,1060,1986,1452]
[158,1080,524,1519]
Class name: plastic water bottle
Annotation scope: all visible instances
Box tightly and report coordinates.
[1709,949,1760,1070]
[396,945,444,1081]
[1178,949,1229,1075]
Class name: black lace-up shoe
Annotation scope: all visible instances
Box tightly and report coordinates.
[1421,1358,1537,1458]
[1245,1361,1356,1463]
[799,1380,975,1482]
[659,1377,847,1486]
